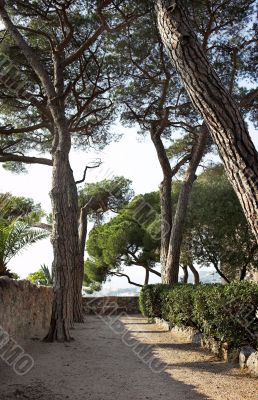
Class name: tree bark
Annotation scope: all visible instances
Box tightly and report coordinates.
[44,127,80,341]
[239,264,248,281]
[156,0,258,242]
[44,54,80,340]
[151,131,172,281]
[144,267,150,285]
[163,126,207,283]
[0,154,52,166]
[73,207,88,323]
[0,6,82,341]
[182,265,188,283]
[188,263,200,285]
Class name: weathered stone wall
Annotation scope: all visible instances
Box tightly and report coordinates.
[0,277,53,339]
[83,296,140,315]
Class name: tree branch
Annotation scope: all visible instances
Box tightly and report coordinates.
[240,88,258,108]
[109,272,143,288]
[0,123,46,135]
[75,160,102,184]
[0,153,52,166]
[0,3,56,98]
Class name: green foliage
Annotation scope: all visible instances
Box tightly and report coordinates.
[27,264,53,286]
[193,281,258,347]
[0,192,48,277]
[140,282,258,348]
[79,176,134,221]
[0,192,44,223]
[164,284,195,326]
[84,192,160,290]
[185,165,258,280]
[0,219,48,270]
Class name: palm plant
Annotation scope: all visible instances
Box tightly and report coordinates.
[0,218,48,277]
[40,264,53,285]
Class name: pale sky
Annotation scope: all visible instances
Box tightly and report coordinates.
[1,121,257,292]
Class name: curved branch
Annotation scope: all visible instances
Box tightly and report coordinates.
[110,272,143,287]
[0,154,52,166]
[0,123,46,135]
[75,160,102,184]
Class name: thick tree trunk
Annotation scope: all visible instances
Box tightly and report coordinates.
[182,265,188,283]
[156,0,258,242]
[188,263,200,285]
[163,126,207,283]
[44,102,80,341]
[73,207,88,323]
[45,147,80,341]
[151,131,172,281]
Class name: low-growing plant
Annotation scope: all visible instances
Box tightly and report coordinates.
[139,282,258,348]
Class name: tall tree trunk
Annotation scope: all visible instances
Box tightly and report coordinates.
[163,126,207,283]
[73,207,88,323]
[182,265,188,283]
[151,131,172,281]
[156,0,258,242]
[44,108,80,341]
[0,8,81,341]
[188,263,200,285]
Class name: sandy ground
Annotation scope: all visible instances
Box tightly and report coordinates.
[0,315,257,400]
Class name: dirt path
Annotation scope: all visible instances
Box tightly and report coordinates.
[0,315,257,400]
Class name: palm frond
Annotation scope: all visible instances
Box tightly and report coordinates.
[2,220,49,265]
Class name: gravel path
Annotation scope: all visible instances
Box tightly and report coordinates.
[0,315,257,400]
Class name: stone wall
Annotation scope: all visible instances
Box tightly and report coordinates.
[0,277,53,339]
[83,296,140,315]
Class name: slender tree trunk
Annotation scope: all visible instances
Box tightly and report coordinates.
[151,131,172,281]
[144,267,150,285]
[163,126,207,283]
[213,261,230,284]
[73,207,88,323]
[240,264,248,281]
[188,263,200,285]
[182,265,188,283]
[156,0,258,242]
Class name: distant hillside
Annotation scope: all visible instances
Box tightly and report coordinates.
[85,269,221,297]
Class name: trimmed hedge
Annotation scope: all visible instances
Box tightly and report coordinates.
[139,281,258,348]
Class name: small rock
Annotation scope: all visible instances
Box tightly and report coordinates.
[228,348,240,365]
[246,351,258,377]
[239,346,256,369]
[192,332,203,345]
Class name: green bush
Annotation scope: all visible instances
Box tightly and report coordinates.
[139,281,258,348]
[139,284,168,318]
[165,284,195,327]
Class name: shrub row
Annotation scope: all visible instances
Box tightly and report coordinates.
[139,282,258,348]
